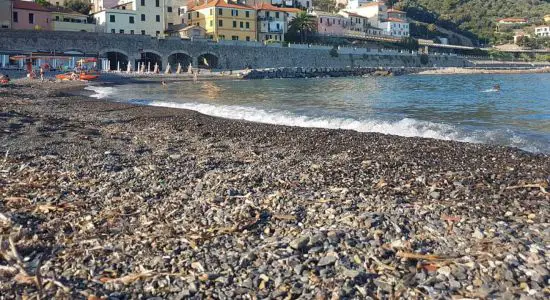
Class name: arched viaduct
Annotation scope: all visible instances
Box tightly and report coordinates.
[0,30,472,71]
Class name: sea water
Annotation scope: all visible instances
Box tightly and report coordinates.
[85,73,550,154]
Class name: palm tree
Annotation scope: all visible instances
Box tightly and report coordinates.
[288,12,317,43]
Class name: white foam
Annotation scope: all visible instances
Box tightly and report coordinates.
[85,85,117,99]
[145,100,481,144]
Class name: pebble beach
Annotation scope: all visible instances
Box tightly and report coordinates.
[0,80,549,299]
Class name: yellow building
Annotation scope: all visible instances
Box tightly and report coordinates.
[188,0,257,41]
[48,6,96,32]
[545,14,550,24]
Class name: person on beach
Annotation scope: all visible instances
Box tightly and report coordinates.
[40,67,45,82]
[193,71,198,83]
[161,80,167,87]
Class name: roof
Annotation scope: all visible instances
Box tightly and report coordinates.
[254,3,300,13]
[312,10,345,18]
[341,11,367,18]
[387,9,405,14]
[13,0,50,12]
[47,6,86,16]
[383,17,407,23]
[498,18,528,23]
[191,0,254,11]
[168,24,206,32]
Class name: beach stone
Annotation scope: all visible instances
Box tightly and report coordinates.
[429,191,441,200]
[290,236,310,250]
[473,228,485,239]
[317,255,337,267]
[437,266,452,277]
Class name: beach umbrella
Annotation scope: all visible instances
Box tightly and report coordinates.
[117,61,120,72]
[127,61,132,73]
[153,63,159,74]
[147,62,151,73]
[188,63,193,74]
[176,63,182,74]
[165,63,171,74]
[137,62,141,73]
[141,63,146,73]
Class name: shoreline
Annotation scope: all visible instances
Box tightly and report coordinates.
[1,81,549,299]
[416,66,550,75]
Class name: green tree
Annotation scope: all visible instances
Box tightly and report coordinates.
[35,0,51,7]
[288,12,317,43]
[313,0,337,13]
[64,0,91,15]
[399,37,420,50]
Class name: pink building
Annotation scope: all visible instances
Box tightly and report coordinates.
[311,11,348,36]
[12,0,51,30]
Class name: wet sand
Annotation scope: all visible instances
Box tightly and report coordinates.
[0,81,549,299]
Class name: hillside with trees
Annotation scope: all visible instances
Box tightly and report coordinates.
[391,0,550,44]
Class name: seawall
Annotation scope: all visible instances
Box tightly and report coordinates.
[0,29,472,70]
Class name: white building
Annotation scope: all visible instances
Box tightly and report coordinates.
[347,1,409,37]
[535,26,550,37]
[345,0,372,10]
[93,0,167,36]
[379,18,409,37]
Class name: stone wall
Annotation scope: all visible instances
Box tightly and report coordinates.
[0,29,472,70]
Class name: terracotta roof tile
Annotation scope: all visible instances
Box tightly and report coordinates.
[191,0,254,11]
[13,0,50,12]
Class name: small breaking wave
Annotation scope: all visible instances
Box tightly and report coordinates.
[84,85,117,99]
[127,99,543,153]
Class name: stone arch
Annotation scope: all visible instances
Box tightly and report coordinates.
[167,51,193,70]
[99,48,130,59]
[103,51,129,71]
[196,52,219,69]
[136,50,163,72]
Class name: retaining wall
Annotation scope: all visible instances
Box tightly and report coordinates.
[0,30,472,70]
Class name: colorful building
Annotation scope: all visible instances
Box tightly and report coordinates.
[255,2,299,42]
[0,0,13,29]
[49,6,96,32]
[93,0,167,36]
[310,10,349,36]
[535,25,550,37]
[188,0,257,41]
[12,0,51,30]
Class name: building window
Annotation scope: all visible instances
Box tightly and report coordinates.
[218,19,223,27]
[167,6,172,13]
[240,21,243,28]
[245,22,249,29]
[266,12,270,18]
[188,13,191,20]
[13,12,18,23]
[141,14,145,21]
[232,35,238,40]
[210,20,213,26]
[111,29,115,33]
[196,12,199,18]
[129,16,134,23]
[155,0,159,7]
[29,13,34,24]
[319,18,322,24]
[130,30,134,34]
[232,10,238,17]
[210,9,213,15]
[120,29,124,33]
[218,8,222,15]
[233,20,236,27]
[156,31,160,36]
[275,12,279,18]
[246,36,250,41]
[55,16,59,21]
[219,35,225,40]
[156,15,160,22]
[246,11,249,18]
[141,0,145,6]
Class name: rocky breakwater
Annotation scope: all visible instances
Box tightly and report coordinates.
[242,67,406,79]
[0,81,549,299]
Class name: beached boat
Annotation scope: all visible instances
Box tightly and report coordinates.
[56,72,99,81]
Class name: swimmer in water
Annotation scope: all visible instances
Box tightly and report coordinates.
[161,80,167,87]
[493,84,501,91]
